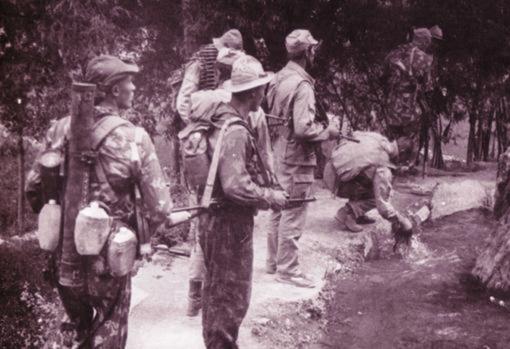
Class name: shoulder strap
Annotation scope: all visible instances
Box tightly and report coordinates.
[200,117,271,208]
[91,114,130,150]
[91,115,130,196]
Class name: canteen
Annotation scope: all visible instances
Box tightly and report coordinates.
[36,199,61,251]
[74,201,112,255]
[107,226,138,277]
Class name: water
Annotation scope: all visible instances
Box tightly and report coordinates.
[319,209,510,349]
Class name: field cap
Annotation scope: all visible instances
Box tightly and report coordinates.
[285,29,318,54]
[223,55,274,93]
[429,25,443,40]
[216,47,245,66]
[413,28,432,41]
[213,29,243,50]
[85,55,139,88]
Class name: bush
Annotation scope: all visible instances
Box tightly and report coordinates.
[0,146,38,237]
[0,240,63,348]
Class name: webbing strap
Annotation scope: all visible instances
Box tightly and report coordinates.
[90,115,129,150]
[201,118,242,208]
[200,116,273,209]
[90,115,130,198]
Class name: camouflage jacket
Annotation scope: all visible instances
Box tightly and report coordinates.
[208,103,274,210]
[267,61,330,167]
[25,105,174,238]
[384,43,433,129]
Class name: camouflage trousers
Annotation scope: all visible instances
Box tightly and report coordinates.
[199,205,254,349]
[337,172,376,219]
[58,258,131,349]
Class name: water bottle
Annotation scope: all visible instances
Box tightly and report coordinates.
[74,201,112,255]
[107,226,138,277]
[37,199,61,251]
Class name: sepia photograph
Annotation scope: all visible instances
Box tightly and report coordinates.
[1,0,510,348]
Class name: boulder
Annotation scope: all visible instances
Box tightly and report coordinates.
[430,180,493,219]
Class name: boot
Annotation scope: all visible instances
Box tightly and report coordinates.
[186,280,202,317]
[335,207,363,233]
[356,214,376,225]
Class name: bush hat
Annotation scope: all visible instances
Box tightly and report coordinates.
[223,55,273,93]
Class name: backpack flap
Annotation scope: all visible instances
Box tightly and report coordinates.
[179,122,211,190]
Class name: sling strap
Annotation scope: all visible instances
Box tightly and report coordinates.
[200,116,272,209]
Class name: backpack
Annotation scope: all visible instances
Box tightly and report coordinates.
[168,44,220,117]
[178,115,271,209]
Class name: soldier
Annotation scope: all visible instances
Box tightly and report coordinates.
[384,27,434,162]
[323,131,414,235]
[176,29,244,123]
[266,29,340,288]
[184,48,276,317]
[198,55,287,349]
[25,55,190,348]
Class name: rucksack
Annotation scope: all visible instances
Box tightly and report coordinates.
[178,115,271,209]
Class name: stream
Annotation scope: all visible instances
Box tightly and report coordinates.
[319,209,510,349]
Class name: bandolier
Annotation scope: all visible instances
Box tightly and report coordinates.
[196,44,220,91]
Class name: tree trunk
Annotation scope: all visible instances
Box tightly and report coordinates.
[472,212,510,294]
[17,126,25,235]
[467,113,476,165]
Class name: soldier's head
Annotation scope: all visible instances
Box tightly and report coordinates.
[224,55,274,112]
[213,29,244,51]
[285,29,319,70]
[85,55,139,109]
[411,28,432,51]
[216,47,245,83]
[429,25,443,53]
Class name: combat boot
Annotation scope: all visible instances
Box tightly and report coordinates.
[186,280,202,317]
[356,214,376,225]
[335,207,363,233]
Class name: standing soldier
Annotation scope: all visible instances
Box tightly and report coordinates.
[383,27,434,162]
[176,29,244,123]
[174,30,243,317]
[199,55,287,349]
[184,48,276,317]
[25,55,190,348]
[266,29,340,288]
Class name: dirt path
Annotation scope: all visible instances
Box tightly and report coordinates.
[127,187,349,349]
[126,167,498,348]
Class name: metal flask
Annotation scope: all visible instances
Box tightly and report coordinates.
[37,199,61,251]
[107,226,137,277]
[74,201,112,255]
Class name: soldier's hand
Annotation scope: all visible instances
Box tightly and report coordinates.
[140,243,152,256]
[267,190,289,210]
[326,121,340,139]
[167,211,193,226]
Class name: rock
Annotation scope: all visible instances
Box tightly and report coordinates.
[254,317,271,326]
[430,180,492,219]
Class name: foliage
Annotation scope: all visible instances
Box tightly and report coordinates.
[0,241,63,348]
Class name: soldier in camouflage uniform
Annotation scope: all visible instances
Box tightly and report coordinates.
[266,29,340,288]
[176,32,244,316]
[384,27,434,161]
[198,55,287,349]
[26,55,190,348]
